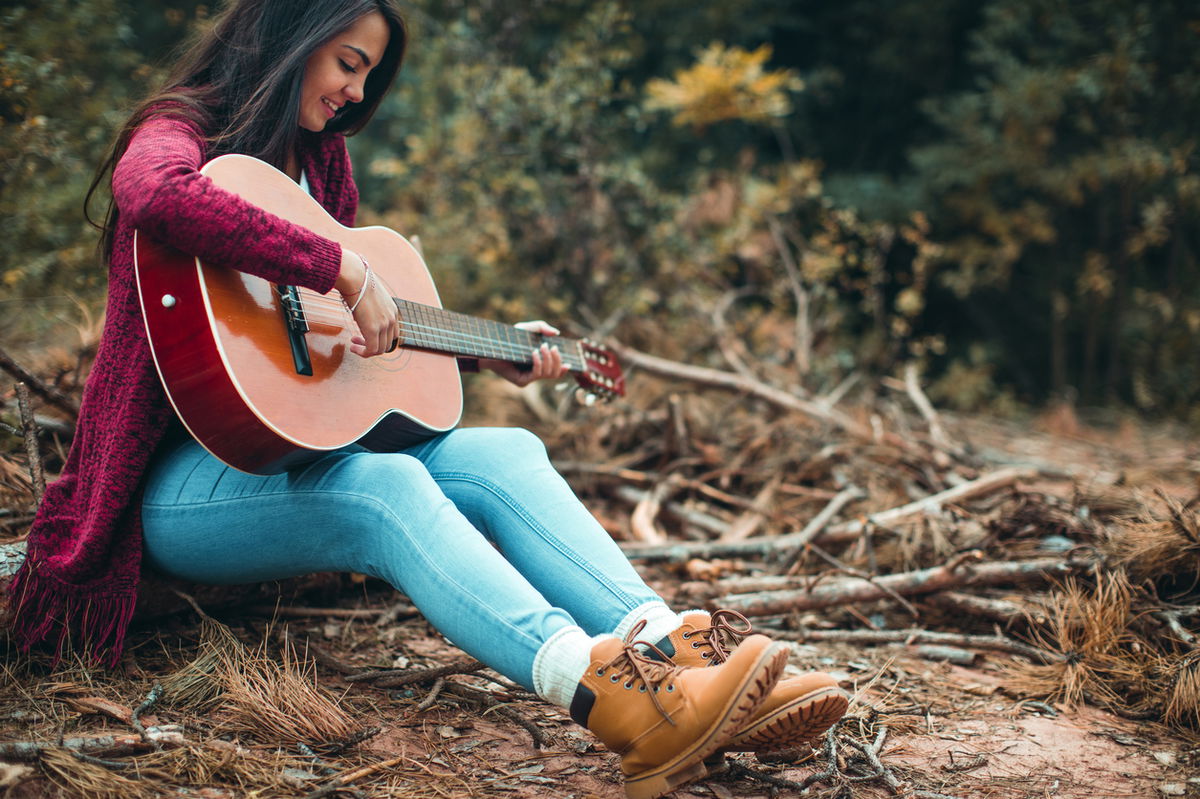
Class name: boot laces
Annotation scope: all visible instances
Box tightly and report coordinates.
[682,609,755,664]
[597,620,681,725]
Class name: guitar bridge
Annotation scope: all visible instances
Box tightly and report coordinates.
[277,284,313,376]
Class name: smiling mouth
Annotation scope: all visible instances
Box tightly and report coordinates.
[322,98,340,115]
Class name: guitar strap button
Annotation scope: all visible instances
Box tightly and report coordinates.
[161,294,177,309]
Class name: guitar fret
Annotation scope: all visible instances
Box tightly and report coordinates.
[392,296,586,372]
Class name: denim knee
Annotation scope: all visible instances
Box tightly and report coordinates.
[309,451,442,525]
[445,427,549,471]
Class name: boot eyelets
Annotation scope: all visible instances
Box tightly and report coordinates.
[610,674,620,683]
[666,685,675,692]
[638,685,647,693]
[701,652,711,659]
[681,632,691,640]
[624,681,634,689]
[691,641,701,648]
[596,668,605,676]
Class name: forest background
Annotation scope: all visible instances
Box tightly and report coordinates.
[1,0,1198,423]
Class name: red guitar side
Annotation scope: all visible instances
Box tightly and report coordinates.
[134,154,623,474]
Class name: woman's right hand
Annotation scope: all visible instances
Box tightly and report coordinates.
[336,250,399,357]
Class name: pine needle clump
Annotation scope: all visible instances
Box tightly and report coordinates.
[162,616,356,747]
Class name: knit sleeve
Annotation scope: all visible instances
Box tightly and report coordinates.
[113,115,342,293]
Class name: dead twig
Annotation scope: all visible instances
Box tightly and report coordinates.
[14,383,45,506]
[609,340,873,441]
[0,346,80,417]
[347,657,485,688]
[414,677,446,712]
[798,722,842,790]
[0,728,185,761]
[621,467,1036,563]
[130,684,163,746]
[301,753,410,799]
[440,682,546,749]
[720,475,782,542]
[781,484,865,570]
[780,627,1065,665]
[845,726,907,793]
[714,555,1078,617]
[249,605,403,620]
[767,215,812,376]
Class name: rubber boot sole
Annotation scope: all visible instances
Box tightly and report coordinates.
[702,685,849,770]
[622,642,789,799]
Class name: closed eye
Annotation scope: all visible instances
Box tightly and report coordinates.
[339,59,359,74]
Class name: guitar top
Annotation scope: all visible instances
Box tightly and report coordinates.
[135,154,623,474]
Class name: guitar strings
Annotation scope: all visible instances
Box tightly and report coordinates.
[279,291,589,367]
[276,304,588,368]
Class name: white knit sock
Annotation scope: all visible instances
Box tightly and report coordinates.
[612,601,685,648]
[532,626,613,710]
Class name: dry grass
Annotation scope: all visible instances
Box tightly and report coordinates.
[212,624,358,747]
[1104,491,1200,585]
[1165,649,1200,730]
[1002,572,1143,707]
[161,616,358,747]
[39,748,157,799]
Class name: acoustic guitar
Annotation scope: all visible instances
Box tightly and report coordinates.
[134,154,624,475]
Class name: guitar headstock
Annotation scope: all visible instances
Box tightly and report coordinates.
[572,339,625,401]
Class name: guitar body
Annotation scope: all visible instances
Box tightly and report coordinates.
[135,154,463,474]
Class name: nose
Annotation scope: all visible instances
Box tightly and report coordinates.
[345,78,366,104]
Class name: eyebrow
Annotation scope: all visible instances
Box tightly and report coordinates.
[341,44,373,68]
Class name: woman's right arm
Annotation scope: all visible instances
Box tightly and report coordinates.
[114,114,343,294]
[115,114,397,355]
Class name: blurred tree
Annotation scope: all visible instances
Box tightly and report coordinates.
[908,0,1200,413]
[0,0,200,309]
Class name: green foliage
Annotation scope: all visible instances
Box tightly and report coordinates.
[353,3,676,324]
[0,0,198,323]
[1,0,1196,417]
[907,0,1200,412]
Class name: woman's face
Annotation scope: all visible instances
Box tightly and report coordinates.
[298,11,390,132]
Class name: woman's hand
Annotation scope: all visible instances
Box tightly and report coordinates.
[336,250,399,358]
[479,320,570,387]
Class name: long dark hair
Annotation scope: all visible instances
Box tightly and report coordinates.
[87,0,407,261]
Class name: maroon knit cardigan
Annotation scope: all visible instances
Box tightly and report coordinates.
[9,114,359,666]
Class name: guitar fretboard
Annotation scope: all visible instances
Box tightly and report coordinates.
[393,298,586,370]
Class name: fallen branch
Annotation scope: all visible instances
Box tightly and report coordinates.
[14,383,45,506]
[609,340,872,441]
[0,727,184,761]
[781,484,865,569]
[301,752,410,799]
[923,591,1042,627]
[713,556,1078,617]
[0,345,79,417]
[441,682,546,749]
[845,726,908,794]
[621,467,1035,563]
[347,657,485,688]
[720,475,781,542]
[779,628,1063,665]
[415,677,446,712]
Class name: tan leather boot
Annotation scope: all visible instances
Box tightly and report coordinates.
[661,610,848,753]
[571,624,788,799]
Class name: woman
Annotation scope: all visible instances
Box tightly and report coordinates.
[9,2,846,797]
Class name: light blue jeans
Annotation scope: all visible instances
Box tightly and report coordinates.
[141,427,663,689]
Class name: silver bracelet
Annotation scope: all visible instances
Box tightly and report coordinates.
[346,256,372,314]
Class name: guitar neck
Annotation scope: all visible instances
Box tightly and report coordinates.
[393,298,586,370]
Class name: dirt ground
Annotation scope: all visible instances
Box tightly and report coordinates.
[1,398,1198,798]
